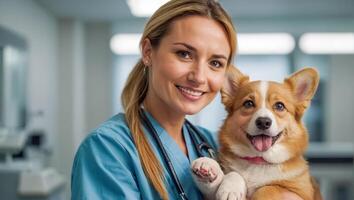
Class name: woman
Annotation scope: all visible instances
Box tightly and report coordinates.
[71,0,302,199]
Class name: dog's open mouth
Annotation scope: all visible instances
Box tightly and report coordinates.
[246,132,282,152]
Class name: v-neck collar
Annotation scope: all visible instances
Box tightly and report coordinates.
[143,109,165,136]
[142,109,199,162]
[141,109,203,199]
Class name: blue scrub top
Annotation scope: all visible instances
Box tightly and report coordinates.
[71,111,218,200]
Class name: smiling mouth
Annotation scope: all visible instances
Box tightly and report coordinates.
[246,131,283,152]
[176,85,205,97]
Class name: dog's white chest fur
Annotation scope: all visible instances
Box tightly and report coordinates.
[225,158,306,195]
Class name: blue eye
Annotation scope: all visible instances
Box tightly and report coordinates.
[274,102,285,111]
[176,50,191,59]
[243,100,255,109]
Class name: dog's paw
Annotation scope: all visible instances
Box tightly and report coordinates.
[216,172,246,200]
[191,157,224,196]
[191,157,222,183]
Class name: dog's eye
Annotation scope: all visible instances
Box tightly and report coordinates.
[243,100,255,108]
[274,102,285,111]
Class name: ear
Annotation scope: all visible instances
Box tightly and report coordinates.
[221,65,249,109]
[141,38,152,66]
[285,67,320,103]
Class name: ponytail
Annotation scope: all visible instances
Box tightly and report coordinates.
[121,60,169,199]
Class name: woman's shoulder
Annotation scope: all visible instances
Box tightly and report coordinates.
[93,113,133,137]
[78,113,136,155]
[92,113,131,138]
[73,113,138,167]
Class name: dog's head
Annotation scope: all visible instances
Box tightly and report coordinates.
[219,66,319,165]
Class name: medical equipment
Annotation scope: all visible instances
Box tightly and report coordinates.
[0,130,65,200]
[139,109,216,200]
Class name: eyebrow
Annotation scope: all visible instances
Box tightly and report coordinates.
[173,42,228,60]
[211,54,228,61]
[173,42,197,52]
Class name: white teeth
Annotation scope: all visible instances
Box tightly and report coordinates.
[178,86,203,96]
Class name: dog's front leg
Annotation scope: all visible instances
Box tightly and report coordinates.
[215,171,247,200]
[191,157,224,200]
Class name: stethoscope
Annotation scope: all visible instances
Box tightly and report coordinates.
[139,109,216,200]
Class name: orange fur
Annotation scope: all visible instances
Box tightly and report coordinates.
[219,66,322,200]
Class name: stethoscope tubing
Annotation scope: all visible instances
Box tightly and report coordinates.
[185,119,216,160]
[139,110,188,200]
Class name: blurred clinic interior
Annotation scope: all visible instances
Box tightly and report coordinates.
[0,0,354,199]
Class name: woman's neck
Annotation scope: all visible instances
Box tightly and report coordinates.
[143,99,185,138]
[143,96,188,155]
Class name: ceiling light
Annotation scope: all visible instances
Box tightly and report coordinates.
[299,32,354,54]
[110,33,295,55]
[110,34,141,55]
[238,33,295,55]
[127,0,169,17]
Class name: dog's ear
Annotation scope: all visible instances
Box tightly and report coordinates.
[221,65,249,109]
[284,67,319,119]
[285,67,319,102]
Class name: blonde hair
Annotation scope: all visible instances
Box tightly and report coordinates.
[121,0,237,199]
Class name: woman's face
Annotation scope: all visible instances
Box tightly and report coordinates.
[143,15,231,116]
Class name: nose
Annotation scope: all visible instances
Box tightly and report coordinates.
[187,63,206,85]
[255,117,272,130]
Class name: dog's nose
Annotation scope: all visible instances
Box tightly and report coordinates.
[255,117,272,130]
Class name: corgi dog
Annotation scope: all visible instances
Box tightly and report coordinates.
[192,66,322,200]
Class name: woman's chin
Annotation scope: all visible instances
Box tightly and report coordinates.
[178,103,207,116]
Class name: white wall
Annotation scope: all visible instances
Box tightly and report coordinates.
[326,55,354,142]
[48,19,112,200]
[0,2,114,199]
[55,19,86,199]
[0,0,58,161]
[85,22,113,133]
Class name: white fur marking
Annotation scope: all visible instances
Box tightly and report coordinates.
[246,81,280,137]
[224,156,307,196]
[216,172,247,200]
[260,81,268,108]
[262,144,291,163]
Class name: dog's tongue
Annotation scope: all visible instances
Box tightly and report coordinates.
[251,135,272,152]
